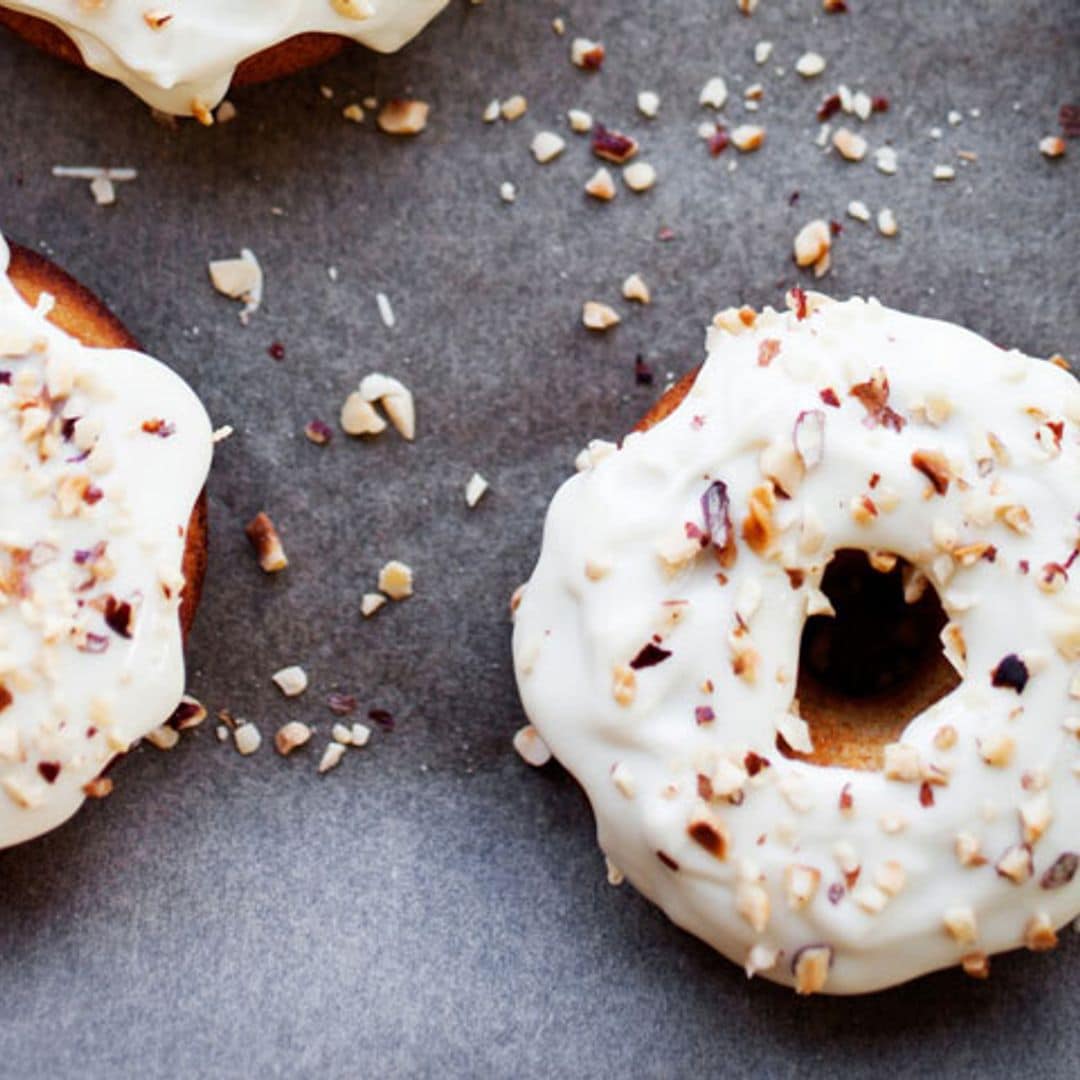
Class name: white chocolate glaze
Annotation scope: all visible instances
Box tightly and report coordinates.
[513,294,1080,994]
[2,0,449,114]
[0,234,212,848]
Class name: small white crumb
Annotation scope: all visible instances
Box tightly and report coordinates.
[376,98,429,135]
[145,724,179,751]
[499,181,517,203]
[552,16,565,35]
[874,146,898,174]
[585,167,617,201]
[947,109,963,126]
[271,665,308,698]
[933,164,957,181]
[623,161,657,192]
[754,41,773,65]
[320,85,334,101]
[359,372,414,440]
[332,723,353,745]
[465,472,490,507]
[699,77,729,110]
[795,52,827,78]
[378,560,414,600]
[567,108,593,133]
[852,91,872,121]
[274,721,312,756]
[929,126,943,140]
[637,90,660,118]
[500,94,527,121]
[583,301,621,331]
[513,724,552,767]
[215,725,229,743]
[877,207,899,237]
[350,723,372,748]
[361,592,387,617]
[340,391,387,436]
[832,127,867,161]
[376,291,396,329]
[847,199,871,222]
[531,131,566,164]
[621,273,651,304]
[318,742,347,774]
[233,723,262,756]
[90,175,116,206]
[482,98,500,123]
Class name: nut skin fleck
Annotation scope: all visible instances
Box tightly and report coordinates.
[991,653,1029,693]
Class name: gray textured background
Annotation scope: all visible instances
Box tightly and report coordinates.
[0,2,1077,1077]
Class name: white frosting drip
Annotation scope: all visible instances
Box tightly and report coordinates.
[2,0,449,113]
[513,296,1080,994]
[0,234,212,848]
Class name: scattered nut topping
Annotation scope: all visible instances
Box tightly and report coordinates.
[359,373,415,440]
[877,207,899,236]
[592,125,639,164]
[465,472,490,507]
[1039,135,1066,159]
[911,448,952,495]
[567,108,593,133]
[995,843,1034,884]
[795,52,827,79]
[784,864,822,909]
[271,665,308,698]
[377,560,414,600]
[884,742,922,782]
[612,665,637,706]
[513,724,552,767]
[233,722,262,756]
[687,807,730,858]
[361,592,387,618]
[531,131,566,164]
[832,128,868,161]
[1024,913,1059,952]
[274,721,312,756]
[500,94,527,121]
[583,301,621,331]
[637,91,661,118]
[943,906,978,945]
[376,99,430,135]
[978,732,1015,767]
[961,952,990,979]
[571,37,605,70]
[208,249,263,324]
[792,945,832,995]
[245,512,288,574]
[623,162,657,192]
[611,760,636,796]
[847,199,871,222]
[793,219,831,276]
[621,273,651,304]
[341,391,386,436]
[318,742,347,774]
[731,125,766,152]
[145,724,179,751]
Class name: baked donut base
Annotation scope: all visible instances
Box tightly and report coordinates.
[0,9,347,95]
[635,367,960,772]
[6,242,208,642]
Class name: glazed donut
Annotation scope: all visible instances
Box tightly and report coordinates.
[513,293,1080,994]
[0,0,449,116]
[0,233,212,848]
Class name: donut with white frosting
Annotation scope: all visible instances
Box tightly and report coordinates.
[0,0,449,115]
[513,293,1080,994]
[0,233,212,848]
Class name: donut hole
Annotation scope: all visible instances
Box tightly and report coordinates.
[789,549,960,771]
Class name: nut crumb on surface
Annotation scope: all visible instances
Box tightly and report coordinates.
[271,666,308,698]
[378,560,414,600]
[245,512,288,573]
[583,301,621,330]
[376,99,429,135]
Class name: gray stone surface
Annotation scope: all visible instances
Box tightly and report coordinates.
[0,1,1077,1077]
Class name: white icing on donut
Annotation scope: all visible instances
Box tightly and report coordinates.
[0,234,212,848]
[513,295,1080,994]
[1,0,449,113]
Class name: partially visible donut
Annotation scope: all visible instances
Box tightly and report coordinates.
[513,293,1080,994]
[0,234,213,848]
[0,1,449,117]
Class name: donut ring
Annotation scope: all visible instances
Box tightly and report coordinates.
[513,294,1080,994]
[0,1,449,117]
[1,236,212,848]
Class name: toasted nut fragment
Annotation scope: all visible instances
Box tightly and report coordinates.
[585,167,617,201]
[847,199,871,222]
[245,512,288,573]
[731,124,765,152]
[792,945,832,995]
[361,592,387,617]
[934,724,958,750]
[911,449,952,495]
[378,560,414,600]
[233,723,262,756]
[1019,792,1052,844]
[145,724,179,751]
[978,732,1015,767]
[376,99,429,135]
[623,162,657,192]
[531,131,566,164]
[465,472,490,507]
[996,843,1033,884]
[318,742,347,774]
[1024,913,1059,951]
[567,108,593,133]
[359,373,415,441]
[612,665,637,706]
[943,905,978,945]
[583,301,621,331]
[699,76,728,109]
[877,207,899,236]
[171,695,208,731]
[331,0,375,16]
[784,864,821,910]
[687,807,731,859]
[832,127,868,161]
[83,776,114,799]
[961,952,990,979]
[736,881,771,932]
[637,90,661,118]
[271,665,308,698]
[955,831,985,867]
[794,219,831,269]
[513,724,552,767]
[275,721,313,756]
[742,484,777,554]
[1039,135,1066,159]
[795,51,827,78]
[500,94,527,121]
[875,861,906,896]
[571,37,605,69]
[884,742,922,782]
[621,273,651,304]
[996,504,1032,535]
[341,391,387,436]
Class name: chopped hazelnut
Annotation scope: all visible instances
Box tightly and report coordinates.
[245,512,288,574]
[621,273,651,304]
[378,560,414,600]
[376,99,429,135]
[531,131,566,164]
[585,167,617,201]
[583,301,621,331]
[271,665,308,698]
[513,724,552,767]
[275,721,313,756]
[1024,913,1059,951]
